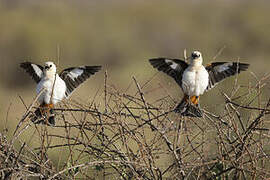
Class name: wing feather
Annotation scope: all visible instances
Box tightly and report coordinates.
[149,58,188,86]
[60,65,101,97]
[206,62,249,90]
[20,62,43,83]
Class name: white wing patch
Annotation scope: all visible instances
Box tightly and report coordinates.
[67,68,84,81]
[215,62,232,72]
[165,59,178,70]
[31,64,43,78]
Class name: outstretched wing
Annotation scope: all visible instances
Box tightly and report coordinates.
[206,62,249,90]
[60,66,102,97]
[20,62,44,83]
[149,58,189,86]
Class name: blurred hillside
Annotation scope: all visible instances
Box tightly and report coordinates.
[0,0,270,130]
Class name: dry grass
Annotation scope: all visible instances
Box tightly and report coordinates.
[1,71,270,180]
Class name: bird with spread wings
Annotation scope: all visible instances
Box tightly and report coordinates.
[149,51,249,117]
[20,61,101,125]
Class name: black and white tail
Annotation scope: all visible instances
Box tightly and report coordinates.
[174,95,203,117]
[30,107,55,126]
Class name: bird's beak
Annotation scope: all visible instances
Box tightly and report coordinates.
[45,66,50,70]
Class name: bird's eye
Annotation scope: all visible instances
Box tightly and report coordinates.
[50,65,52,67]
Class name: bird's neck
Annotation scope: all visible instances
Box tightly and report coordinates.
[45,71,57,79]
[191,59,203,67]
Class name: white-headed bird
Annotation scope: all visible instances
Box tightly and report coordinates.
[149,51,249,117]
[20,61,101,125]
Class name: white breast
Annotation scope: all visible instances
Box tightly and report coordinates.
[36,74,67,104]
[181,66,209,96]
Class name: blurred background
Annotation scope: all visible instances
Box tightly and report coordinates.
[0,0,269,137]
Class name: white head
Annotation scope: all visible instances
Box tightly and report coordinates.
[44,61,57,76]
[190,51,203,66]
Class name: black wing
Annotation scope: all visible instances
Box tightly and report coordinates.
[206,62,249,90]
[60,66,102,97]
[149,58,189,86]
[20,62,44,83]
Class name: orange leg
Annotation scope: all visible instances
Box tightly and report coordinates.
[39,103,54,115]
[46,103,54,109]
[190,96,200,105]
[195,96,200,105]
